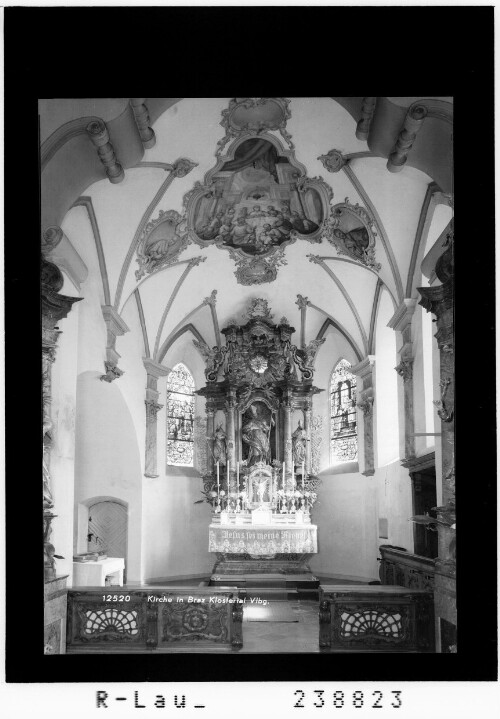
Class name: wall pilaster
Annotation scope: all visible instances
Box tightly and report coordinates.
[143,359,170,478]
[388,299,417,461]
[351,356,376,475]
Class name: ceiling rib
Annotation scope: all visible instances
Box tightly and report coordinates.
[342,162,404,303]
[72,196,111,305]
[134,289,150,358]
[153,260,204,359]
[308,256,368,355]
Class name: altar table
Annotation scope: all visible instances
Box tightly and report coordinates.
[209,524,317,555]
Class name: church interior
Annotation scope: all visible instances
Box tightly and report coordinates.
[41,97,455,656]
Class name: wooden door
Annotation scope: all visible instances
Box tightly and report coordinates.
[88,500,127,581]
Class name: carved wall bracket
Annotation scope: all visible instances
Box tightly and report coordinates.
[395,358,414,383]
[356,97,377,141]
[86,119,124,184]
[356,396,374,416]
[130,98,156,149]
[387,104,428,173]
[100,361,124,383]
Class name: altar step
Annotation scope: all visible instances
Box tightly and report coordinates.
[209,572,319,600]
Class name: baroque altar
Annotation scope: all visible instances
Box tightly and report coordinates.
[195,298,324,575]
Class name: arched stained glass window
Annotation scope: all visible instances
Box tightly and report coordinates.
[330,359,358,463]
[166,363,195,466]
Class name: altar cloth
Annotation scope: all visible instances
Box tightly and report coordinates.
[208,524,318,555]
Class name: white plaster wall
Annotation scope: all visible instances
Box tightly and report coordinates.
[309,473,378,581]
[74,371,143,583]
[142,333,213,581]
[373,461,414,555]
[50,302,80,583]
[375,290,400,466]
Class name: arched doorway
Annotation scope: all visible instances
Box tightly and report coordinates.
[87,499,128,582]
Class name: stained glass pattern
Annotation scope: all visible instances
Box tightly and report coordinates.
[330,359,358,462]
[166,363,195,466]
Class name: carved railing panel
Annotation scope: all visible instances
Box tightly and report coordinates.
[67,587,243,652]
[319,585,434,653]
[379,545,435,592]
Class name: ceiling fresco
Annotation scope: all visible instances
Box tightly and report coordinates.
[133,98,378,287]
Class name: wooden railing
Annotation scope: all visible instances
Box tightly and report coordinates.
[378,545,435,591]
[67,586,244,652]
[319,584,434,652]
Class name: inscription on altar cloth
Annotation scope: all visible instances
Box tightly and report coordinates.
[221,529,311,541]
[209,524,318,555]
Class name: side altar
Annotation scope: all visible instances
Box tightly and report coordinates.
[194,298,324,578]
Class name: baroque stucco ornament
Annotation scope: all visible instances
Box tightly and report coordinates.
[135,209,190,280]
[318,149,347,173]
[216,97,294,156]
[324,198,381,272]
[183,124,333,286]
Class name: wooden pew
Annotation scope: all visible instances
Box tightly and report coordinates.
[319,584,434,652]
[67,585,244,653]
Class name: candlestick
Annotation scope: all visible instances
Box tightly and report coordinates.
[302,461,305,490]
[282,461,285,490]
[236,462,239,494]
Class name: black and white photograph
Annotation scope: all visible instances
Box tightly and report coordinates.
[2,4,498,717]
[40,95,455,656]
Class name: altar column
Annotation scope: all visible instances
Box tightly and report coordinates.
[283,394,293,485]
[304,400,312,475]
[351,356,376,476]
[206,400,215,474]
[225,387,237,490]
[418,225,455,652]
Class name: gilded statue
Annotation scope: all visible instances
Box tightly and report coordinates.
[213,423,227,465]
[292,420,307,466]
[242,404,274,466]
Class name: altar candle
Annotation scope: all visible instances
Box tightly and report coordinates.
[217,462,220,489]
[236,462,239,494]
[302,461,305,489]
[282,462,285,489]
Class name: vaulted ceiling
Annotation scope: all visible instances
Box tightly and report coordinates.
[40,97,453,367]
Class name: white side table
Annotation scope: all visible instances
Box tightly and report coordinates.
[73,557,125,587]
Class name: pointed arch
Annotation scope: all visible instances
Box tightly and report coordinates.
[158,323,207,365]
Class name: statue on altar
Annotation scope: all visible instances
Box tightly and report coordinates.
[213,423,227,465]
[292,421,307,466]
[242,403,274,466]
[251,470,271,504]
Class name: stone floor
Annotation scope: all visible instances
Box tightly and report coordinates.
[239,599,320,653]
